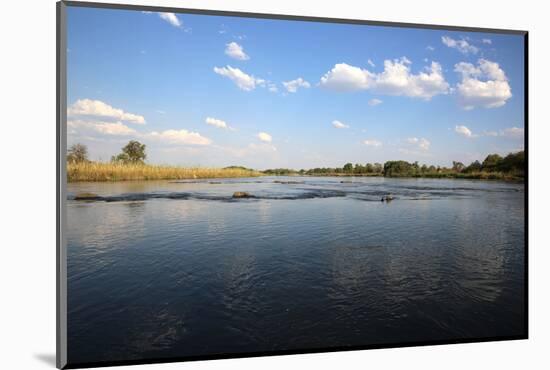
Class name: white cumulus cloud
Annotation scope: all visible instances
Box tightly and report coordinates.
[225,42,249,61]
[214,65,263,91]
[68,99,146,124]
[319,58,449,99]
[375,59,449,99]
[455,125,476,138]
[282,77,311,93]
[454,59,512,109]
[257,132,272,143]
[158,12,182,27]
[205,117,231,129]
[319,63,373,91]
[332,120,349,129]
[68,120,137,136]
[441,36,478,54]
[148,129,211,145]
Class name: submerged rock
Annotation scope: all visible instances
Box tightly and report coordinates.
[273,180,304,184]
[232,191,253,198]
[74,192,101,200]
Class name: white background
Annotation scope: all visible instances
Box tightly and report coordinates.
[1,0,548,369]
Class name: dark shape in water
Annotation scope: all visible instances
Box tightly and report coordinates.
[233,191,253,198]
[381,194,394,202]
[273,180,305,184]
[74,192,101,201]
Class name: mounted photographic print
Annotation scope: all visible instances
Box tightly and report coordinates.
[56,1,528,368]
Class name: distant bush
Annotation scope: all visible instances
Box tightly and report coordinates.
[262,168,299,175]
[67,143,89,164]
[224,165,255,171]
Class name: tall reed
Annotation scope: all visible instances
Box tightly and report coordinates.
[67,162,261,182]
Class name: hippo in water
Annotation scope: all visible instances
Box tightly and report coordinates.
[381,194,394,202]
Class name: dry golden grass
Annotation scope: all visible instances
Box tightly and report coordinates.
[67,162,261,182]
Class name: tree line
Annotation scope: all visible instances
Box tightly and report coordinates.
[263,163,385,176]
[382,151,524,177]
[263,151,525,179]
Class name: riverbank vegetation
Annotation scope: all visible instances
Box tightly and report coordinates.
[263,151,525,181]
[67,162,260,182]
[68,141,524,182]
[381,151,524,180]
[66,142,259,182]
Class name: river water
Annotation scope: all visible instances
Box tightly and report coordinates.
[66,176,525,364]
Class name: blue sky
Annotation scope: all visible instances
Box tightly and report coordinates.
[66,6,525,169]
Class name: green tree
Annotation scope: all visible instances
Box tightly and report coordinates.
[354,163,366,174]
[482,154,503,171]
[384,160,413,177]
[452,161,465,172]
[464,160,482,173]
[499,151,524,173]
[67,143,88,164]
[412,161,420,175]
[343,163,353,173]
[112,140,147,164]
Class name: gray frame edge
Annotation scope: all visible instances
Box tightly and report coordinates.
[56,1,68,369]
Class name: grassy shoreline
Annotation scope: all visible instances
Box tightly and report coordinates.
[67,162,261,182]
[68,162,523,183]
